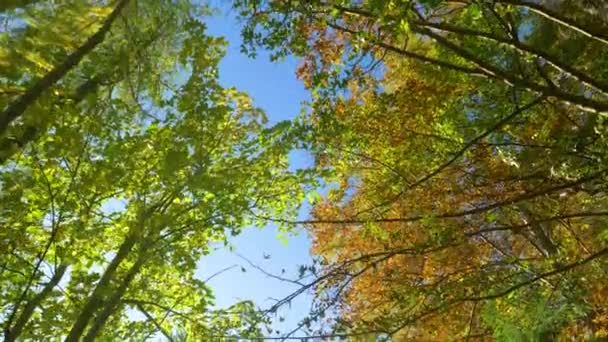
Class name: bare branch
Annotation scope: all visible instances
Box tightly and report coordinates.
[236,253,305,287]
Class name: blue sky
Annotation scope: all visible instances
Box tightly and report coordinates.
[195,5,316,337]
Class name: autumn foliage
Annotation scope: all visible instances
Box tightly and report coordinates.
[234,0,608,339]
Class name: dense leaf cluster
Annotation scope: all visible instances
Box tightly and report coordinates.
[233,0,608,340]
[1,1,312,340]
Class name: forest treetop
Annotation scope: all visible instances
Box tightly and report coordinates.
[2,0,608,340]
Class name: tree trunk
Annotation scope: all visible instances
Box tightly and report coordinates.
[4,264,68,341]
[82,252,148,341]
[0,0,129,139]
[64,231,138,342]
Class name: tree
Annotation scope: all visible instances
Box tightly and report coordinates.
[1,1,313,340]
[0,0,129,139]
[233,0,608,339]
[0,0,194,162]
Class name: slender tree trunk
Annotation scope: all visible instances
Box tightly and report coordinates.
[0,77,102,164]
[64,232,138,342]
[517,205,559,257]
[0,0,129,138]
[0,27,163,165]
[4,264,68,341]
[82,252,148,341]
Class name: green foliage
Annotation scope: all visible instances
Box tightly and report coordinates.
[0,1,315,340]
[4,0,608,340]
[481,291,588,341]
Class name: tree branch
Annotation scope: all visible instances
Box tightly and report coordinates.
[496,0,608,46]
[0,0,129,138]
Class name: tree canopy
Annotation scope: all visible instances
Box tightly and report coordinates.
[233,0,608,340]
[1,1,313,340]
[2,0,608,340]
